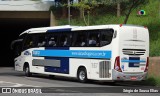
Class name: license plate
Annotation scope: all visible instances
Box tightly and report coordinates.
[131,76,137,80]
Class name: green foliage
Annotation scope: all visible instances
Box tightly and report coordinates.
[94,0,128,4]
[71,0,100,25]
[131,76,160,86]
[122,0,149,24]
[143,76,160,86]
[71,1,92,10]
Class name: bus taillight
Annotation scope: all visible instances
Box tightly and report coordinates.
[144,57,149,72]
[114,56,122,72]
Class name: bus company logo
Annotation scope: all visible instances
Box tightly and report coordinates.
[133,29,137,40]
[133,51,136,55]
[121,65,125,71]
[33,51,40,56]
[24,51,31,56]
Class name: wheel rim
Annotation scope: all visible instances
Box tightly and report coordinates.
[79,71,85,80]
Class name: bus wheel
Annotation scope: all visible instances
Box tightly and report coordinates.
[77,67,88,83]
[24,65,32,77]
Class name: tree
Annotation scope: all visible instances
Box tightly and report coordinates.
[72,0,120,25]
[123,0,149,24]
[72,0,99,25]
[59,0,68,18]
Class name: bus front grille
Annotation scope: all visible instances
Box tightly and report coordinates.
[122,49,146,56]
[99,61,110,78]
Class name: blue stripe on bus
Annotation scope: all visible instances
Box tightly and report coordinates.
[47,28,71,32]
[121,60,146,63]
[44,47,70,74]
[32,50,112,59]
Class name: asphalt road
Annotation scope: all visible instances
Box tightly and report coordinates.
[0,67,159,96]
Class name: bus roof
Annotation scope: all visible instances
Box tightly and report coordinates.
[71,25,117,31]
[72,24,146,31]
[19,25,78,36]
[19,24,146,36]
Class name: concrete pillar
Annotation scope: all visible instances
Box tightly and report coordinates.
[50,11,56,26]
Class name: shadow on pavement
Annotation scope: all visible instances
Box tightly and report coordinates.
[0,67,154,87]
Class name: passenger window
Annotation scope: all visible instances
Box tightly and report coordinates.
[60,33,72,47]
[88,31,100,47]
[73,32,87,47]
[38,35,47,47]
[48,35,58,47]
[100,29,114,46]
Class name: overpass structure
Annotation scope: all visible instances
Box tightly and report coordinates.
[0,1,55,26]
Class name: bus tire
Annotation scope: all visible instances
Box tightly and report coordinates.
[77,67,88,83]
[24,64,32,77]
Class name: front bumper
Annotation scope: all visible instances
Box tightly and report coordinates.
[112,69,147,81]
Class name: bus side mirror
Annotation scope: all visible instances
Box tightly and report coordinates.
[11,39,23,57]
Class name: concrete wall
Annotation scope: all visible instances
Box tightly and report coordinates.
[0,1,56,26]
[0,11,50,19]
[0,1,53,11]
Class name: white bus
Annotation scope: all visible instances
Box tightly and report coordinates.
[11,24,149,83]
